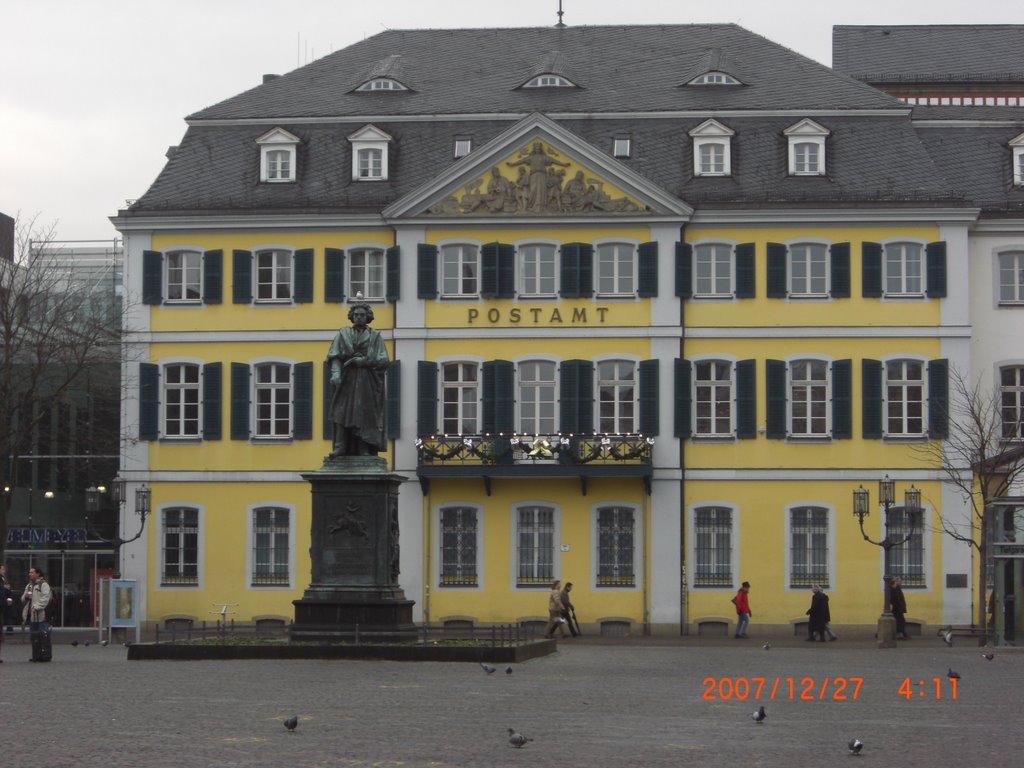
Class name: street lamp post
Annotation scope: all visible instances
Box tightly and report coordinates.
[852,476,922,648]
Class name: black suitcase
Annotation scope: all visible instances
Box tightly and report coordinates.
[30,626,52,662]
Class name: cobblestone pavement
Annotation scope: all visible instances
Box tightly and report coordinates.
[1,632,1021,768]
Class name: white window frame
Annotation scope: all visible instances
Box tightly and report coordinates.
[785,504,834,591]
[163,361,201,439]
[693,242,734,297]
[356,78,407,91]
[784,119,829,176]
[523,74,575,88]
[688,71,741,85]
[1011,133,1024,185]
[159,505,202,588]
[256,127,299,183]
[511,502,560,589]
[254,248,293,303]
[348,124,392,181]
[252,360,294,439]
[886,505,929,588]
[595,241,636,297]
[593,504,639,589]
[693,358,734,437]
[440,243,480,298]
[517,359,558,435]
[347,247,386,302]
[441,360,480,436]
[165,249,202,303]
[438,504,482,589]
[453,137,472,158]
[690,119,734,177]
[689,504,737,589]
[883,241,925,297]
[788,357,830,438]
[246,504,295,589]
[998,250,1024,305]
[883,357,927,438]
[613,137,632,158]
[788,242,829,297]
[518,242,558,298]
[596,358,637,434]
[999,364,1024,440]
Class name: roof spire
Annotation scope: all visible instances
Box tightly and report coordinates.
[555,0,566,28]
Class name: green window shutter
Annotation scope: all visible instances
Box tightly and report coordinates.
[578,359,594,434]
[862,359,883,439]
[830,242,850,298]
[735,359,757,439]
[831,359,852,439]
[926,241,947,298]
[386,360,401,440]
[293,249,314,303]
[480,242,501,298]
[578,243,594,297]
[561,243,581,298]
[322,361,332,440]
[928,358,949,439]
[675,242,693,298]
[638,359,660,436]
[767,243,788,298]
[417,244,438,299]
[497,243,515,298]
[292,361,313,439]
[766,359,787,439]
[482,360,515,434]
[560,360,582,435]
[324,248,345,303]
[675,358,692,439]
[735,243,755,299]
[142,250,162,305]
[417,361,438,436]
[230,362,250,440]
[637,241,658,297]
[862,242,882,298]
[232,250,252,304]
[386,245,400,302]
[202,362,222,440]
[202,249,222,304]
[139,363,159,440]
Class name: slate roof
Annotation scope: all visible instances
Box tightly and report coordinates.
[126,24,964,218]
[833,25,1024,84]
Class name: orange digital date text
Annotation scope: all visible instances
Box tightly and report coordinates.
[702,676,863,701]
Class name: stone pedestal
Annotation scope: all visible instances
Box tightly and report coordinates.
[291,456,416,641]
[876,613,898,648]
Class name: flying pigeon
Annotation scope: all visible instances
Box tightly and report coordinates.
[948,667,961,680]
[481,662,496,674]
[505,665,513,675]
[848,738,864,756]
[508,728,533,748]
[942,630,953,647]
[982,652,994,661]
[762,642,771,650]
[284,716,298,732]
[751,705,767,723]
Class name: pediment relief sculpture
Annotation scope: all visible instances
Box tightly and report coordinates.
[429,141,647,216]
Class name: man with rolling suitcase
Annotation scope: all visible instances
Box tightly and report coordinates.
[22,567,52,662]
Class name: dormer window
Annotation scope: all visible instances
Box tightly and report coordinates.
[256,127,299,183]
[689,71,741,86]
[784,119,829,176]
[523,74,575,88]
[1011,133,1024,186]
[613,137,632,158]
[348,125,393,182]
[357,78,408,92]
[689,119,734,177]
[454,137,472,159]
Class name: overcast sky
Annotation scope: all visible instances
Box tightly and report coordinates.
[2,0,1020,242]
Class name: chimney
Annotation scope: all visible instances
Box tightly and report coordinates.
[263,74,281,84]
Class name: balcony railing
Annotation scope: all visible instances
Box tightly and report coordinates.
[415,433,654,469]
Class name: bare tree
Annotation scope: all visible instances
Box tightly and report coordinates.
[911,367,1024,629]
[0,213,124,557]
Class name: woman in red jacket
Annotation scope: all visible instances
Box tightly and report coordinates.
[734,581,751,638]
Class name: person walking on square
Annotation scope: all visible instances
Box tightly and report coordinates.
[734,581,751,638]
[544,580,569,639]
[560,581,579,637]
[889,577,910,639]
[22,566,52,662]
[806,584,829,641]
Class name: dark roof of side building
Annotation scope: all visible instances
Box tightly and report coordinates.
[833,25,1024,84]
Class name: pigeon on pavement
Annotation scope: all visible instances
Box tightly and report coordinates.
[982,652,994,660]
[848,738,864,756]
[508,728,533,748]
[284,716,298,732]
[84,640,90,647]
[100,640,109,647]
[942,630,953,647]
[948,667,961,680]
[762,642,770,650]
[71,641,79,647]
[751,706,767,723]
[505,665,513,674]
[481,662,496,674]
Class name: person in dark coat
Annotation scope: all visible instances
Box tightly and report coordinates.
[889,577,909,639]
[806,584,829,641]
